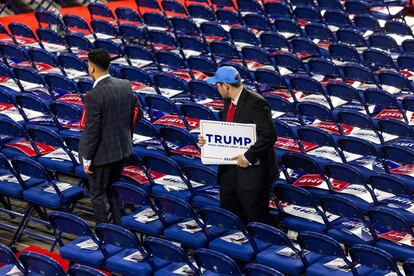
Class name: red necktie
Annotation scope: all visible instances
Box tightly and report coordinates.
[226,103,236,122]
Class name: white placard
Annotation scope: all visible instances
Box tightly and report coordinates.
[200,120,257,165]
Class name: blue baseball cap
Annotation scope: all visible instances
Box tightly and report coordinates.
[207,66,242,85]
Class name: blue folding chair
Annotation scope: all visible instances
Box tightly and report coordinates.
[326,82,365,111]
[0,243,25,275]
[210,40,243,65]
[247,222,305,275]
[364,88,407,122]
[244,263,284,276]
[112,182,164,237]
[242,46,274,71]
[378,70,412,92]
[200,21,231,42]
[321,195,374,247]
[95,223,152,276]
[27,48,62,75]
[291,37,322,58]
[49,101,83,138]
[180,102,219,121]
[342,63,377,86]
[216,8,243,26]
[48,211,113,268]
[325,163,375,212]
[307,58,341,80]
[27,126,77,175]
[289,74,326,105]
[13,67,53,102]
[188,80,221,103]
[230,26,260,49]
[162,0,188,17]
[124,45,157,69]
[329,43,362,63]
[16,93,57,129]
[35,28,67,53]
[10,157,84,245]
[199,206,257,262]
[171,17,200,38]
[363,48,397,70]
[188,4,216,23]
[297,231,369,276]
[293,6,322,23]
[19,251,65,276]
[67,264,107,276]
[65,33,95,56]
[152,72,190,101]
[119,24,147,46]
[354,14,381,33]
[324,11,352,29]
[115,7,142,25]
[264,2,292,20]
[155,194,208,248]
[274,18,303,38]
[349,244,403,275]
[193,248,242,275]
[385,20,413,37]
[274,183,328,233]
[58,53,88,79]
[88,2,117,22]
[259,31,290,53]
[369,33,401,53]
[143,12,172,31]
[243,14,272,32]
[274,52,307,74]
[305,23,335,43]
[0,42,30,67]
[143,237,198,275]
[336,28,368,47]
[63,14,94,36]
[370,173,414,223]
[0,63,22,95]
[183,165,219,207]
[131,118,166,158]
[369,207,414,262]
[142,153,193,201]
[44,73,80,101]
[8,22,39,47]
[136,0,163,16]
[148,30,178,52]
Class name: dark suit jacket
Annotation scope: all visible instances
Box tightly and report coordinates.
[218,88,278,191]
[79,76,141,166]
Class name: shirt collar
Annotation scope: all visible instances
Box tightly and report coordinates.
[93,74,110,88]
[231,88,243,106]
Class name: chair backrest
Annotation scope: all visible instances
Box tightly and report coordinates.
[182,165,217,187]
[63,14,92,33]
[297,231,350,267]
[244,263,284,276]
[0,42,29,64]
[67,264,107,276]
[199,206,247,237]
[0,243,24,272]
[160,125,199,149]
[58,53,88,73]
[19,251,66,276]
[112,181,152,207]
[244,14,272,32]
[369,173,410,195]
[143,12,171,29]
[336,28,367,47]
[95,223,141,251]
[260,31,290,50]
[88,2,116,20]
[382,144,414,165]
[154,194,200,224]
[180,102,217,121]
[369,33,400,53]
[281,152,322,175]
[36,28,66,46]
[354,14,381,32]
[297,126,336,148]
[115,7,142,23]
[363,48,396,69]
[342,63,376,84]
[291,37,321,57]
[403,259,414,276]
[385,20,413,37]
[120,65,152,85]
[65,33,94,51]
[369,207,413,235]
[337,136,378,157]
[193,248,242,275]
[329,42,362,63]
[48,211,95,239]
[142,153,183,178]
[27,48,60,68]
[246,222,295,252]
[143,236,196,270]
[320,194,365,221]
[274,183,320,209]
[349,244,402,275]
[8,22,37,40]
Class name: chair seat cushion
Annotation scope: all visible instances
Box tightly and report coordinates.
[60,236,121,267]
[283,216,326,233]
[256,244,306,275]
[37,157,74,174]
[106,248,153,276]
[23,182,84,209]
[121,208,164,236]
[375,239,414,262]
[208,231,255,262]
[154,262,196,276]
[163,221,208,248]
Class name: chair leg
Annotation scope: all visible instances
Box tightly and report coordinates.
[9,205,34,246]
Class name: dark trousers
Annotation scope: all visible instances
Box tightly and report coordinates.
[219,166,270,224]
[89,158,125,225]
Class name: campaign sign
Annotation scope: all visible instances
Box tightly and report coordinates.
[200,120,257,165]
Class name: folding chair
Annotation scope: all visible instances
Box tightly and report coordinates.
[67,264,107,276]
[363,48,397,70]
[154,51,192,81]
[153,72,190,101]
[385,20,413,37]
[180,102,219,121]
[0,243,25,275]
[237,0,263,15]
[199,206,257,262]
[260,31,290,54]
[88,2,117,23]
[321,195,374,247]
[291,37,322,58]
[44,73,80,101]
[246,222,305,275]
[115,7,142,25]
[143,12,172,31]
[35,28,68,54]
[289,74,327,107]
[188,80,221,104]
[264,2,292,20]
[171,17,200,37]
[48,211,112,267]
[296,102,341,135]
[230,26,260,51]
[188,4,216,24]
[403,259,414,276]
[65,34,95,59]
[10,158,84,245]
[364,88,407,122]
[369,33,401,53]
[243,14,272,32]
[19,251,65,276]
[16,93,57,130]
[354,14,381,33]
[350,244,403,276]
[95,223,152,276]
[119,24,147,46]
[63,14,94,36]
[135,0,163,16]
[369,207,414,262]
[370,173,414,223]
[336,28,368,47]
[242,46,274,71]
[177,35,209,60]
[154,194,208,248]
[293,6,322,23]
[274,18,303,38]
[378,70,412,93]
[147,30,178,52]
[342,63,378,87]
[274,52,307,74]
[0,43,31,68]
[209,40,243,65]
[307,58,341,82]
[274,184,328,233]
[323,11,352,29]
[112,182,164,237]
[142,153,193,201]
[143,237,198,275]
[57,53,88,80]
[8,22,39,47]
[325,163,376,212]
[161,0,189,18]
[304,23,335,42]
[124,45,157,69]
[183,165,219,207]
[193,248,242,275]
[27,48,63,75]
[187,57,218,76]
[297,231,368,276]
[200,21,231,43]
[49,101,83,138]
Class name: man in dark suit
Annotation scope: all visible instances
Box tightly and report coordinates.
[199,66,278,223]
[80,49,141,225]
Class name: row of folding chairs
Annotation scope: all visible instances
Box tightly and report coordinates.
[0,243,107,276]
[46,207,414,276]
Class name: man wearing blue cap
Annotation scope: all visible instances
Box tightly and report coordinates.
[198,66,278,223]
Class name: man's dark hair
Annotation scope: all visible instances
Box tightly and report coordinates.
[88,49,110,70]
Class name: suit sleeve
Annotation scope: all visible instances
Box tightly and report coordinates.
[244,99,277,163]
[82,92,101,160]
